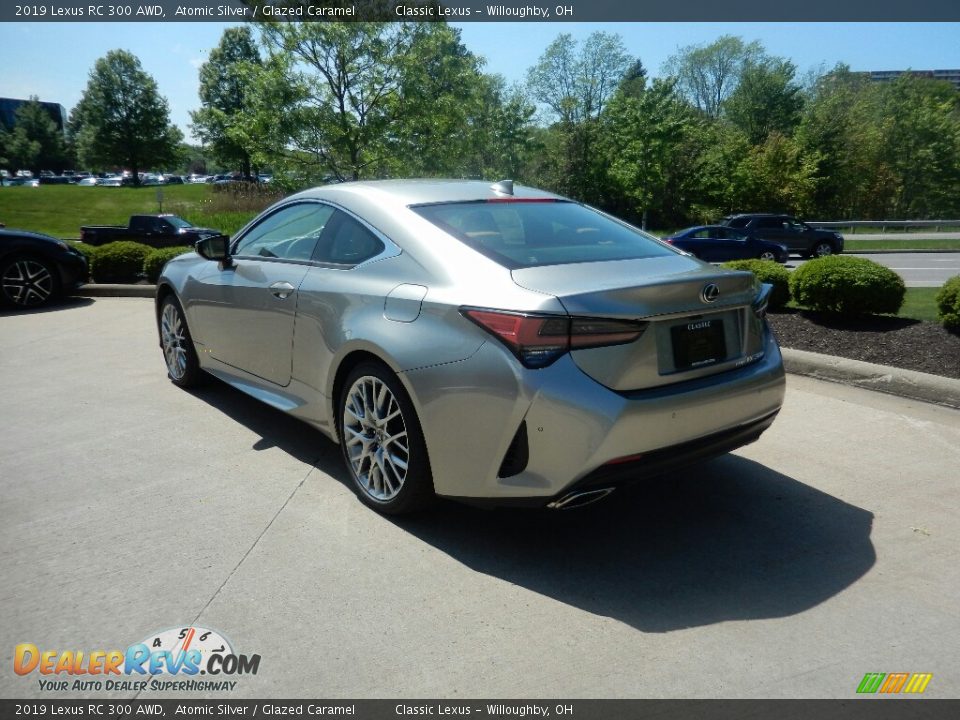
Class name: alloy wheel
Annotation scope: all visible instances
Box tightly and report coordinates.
[2,259,54,307]
[160,302,188,380]
[342,375,410,502]
[814,243,834,257]
[759,251,777,261]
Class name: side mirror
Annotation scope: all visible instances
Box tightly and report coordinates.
[196,234,232,265]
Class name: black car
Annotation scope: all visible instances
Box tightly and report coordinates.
[662,225,789,263]
[0,229,89,309]
[722,214,844,257]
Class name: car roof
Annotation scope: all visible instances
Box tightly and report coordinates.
[289,179,563,209]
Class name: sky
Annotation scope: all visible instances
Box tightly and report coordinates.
[1,21,958,142]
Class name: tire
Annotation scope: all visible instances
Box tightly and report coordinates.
[338,361,434,515]
[758,251,778,261]
[158,295,204,388]
[0,255,60,309]
[812,242,834,258]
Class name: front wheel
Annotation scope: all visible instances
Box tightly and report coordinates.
[0,255,60,308]
[159,296,204,388]
[812,242,835,258]
[339,362,434,515]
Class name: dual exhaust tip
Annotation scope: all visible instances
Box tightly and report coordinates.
[546,487,615,510]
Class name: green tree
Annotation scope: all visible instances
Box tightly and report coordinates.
[599,78,692,225]
[662,35,763,118]
[525,32,632,202]
[724,58,804,144]
[877,74,960,217]
[0,98,69,175]
[72,50,183,183]
[190,26,261,177]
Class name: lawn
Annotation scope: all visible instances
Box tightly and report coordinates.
[844,238,960,251]
[0,184,276,238]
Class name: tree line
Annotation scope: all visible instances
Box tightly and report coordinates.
[3,25,960,226]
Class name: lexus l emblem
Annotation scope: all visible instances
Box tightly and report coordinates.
[701,283,720,303]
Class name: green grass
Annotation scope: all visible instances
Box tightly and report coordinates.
[897,287,942,322]
[0,185,210,238]
[787,287,941,322]
[845,239,960,251]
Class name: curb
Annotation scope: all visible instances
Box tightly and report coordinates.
[71,285,960,410]
[781,347,960,410]
[76,284,155,298]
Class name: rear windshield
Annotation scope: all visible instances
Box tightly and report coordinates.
[411,200,674,269]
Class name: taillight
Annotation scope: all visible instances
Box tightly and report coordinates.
[462,309,647,369]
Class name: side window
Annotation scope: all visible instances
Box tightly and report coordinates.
[315,210,385,266]
[754,218,781,229]
[691,229,711,239]
[234,203,334,261]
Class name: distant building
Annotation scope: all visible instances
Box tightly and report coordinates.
[866,70,960,91]
[0,97,68,133]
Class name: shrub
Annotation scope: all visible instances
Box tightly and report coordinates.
[936,275,960,331]
[143,246,192,283]
[721,259,790,309]
[789,256,905,316]
[68,242,100,277]
[90,241,153,283]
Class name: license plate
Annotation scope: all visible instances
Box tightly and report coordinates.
[671,319,726,370]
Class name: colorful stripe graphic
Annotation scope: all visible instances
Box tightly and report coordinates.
[857,672,932,694]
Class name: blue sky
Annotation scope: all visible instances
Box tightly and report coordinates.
[1,21,957,141]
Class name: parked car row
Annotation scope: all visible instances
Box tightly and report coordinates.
[662,214,845,262]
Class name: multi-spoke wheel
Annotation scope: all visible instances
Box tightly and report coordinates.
[1,256,59,308]
[758,250,778,261]
[812,242,834,258]
[159,296,203,387]
[339,362,433,514]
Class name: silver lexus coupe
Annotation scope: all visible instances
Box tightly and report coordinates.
[156,180,785,514]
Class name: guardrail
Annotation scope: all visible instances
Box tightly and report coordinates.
[809,220,960,233]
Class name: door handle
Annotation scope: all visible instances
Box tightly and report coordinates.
[269,281,296,299]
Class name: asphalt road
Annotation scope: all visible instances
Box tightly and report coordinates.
[792,252,960,287]
[1,298,958,699]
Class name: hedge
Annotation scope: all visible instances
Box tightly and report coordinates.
[143,246,193,283]
[721,259,790,309]
[936,275,960,331]
[789,256,905,316]
[89,241,153,283]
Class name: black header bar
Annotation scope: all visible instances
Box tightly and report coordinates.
[2,0,960,22]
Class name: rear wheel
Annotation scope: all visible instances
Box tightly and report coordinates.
[812,242,834,258]
[1,255,60,308]
[758,250,778,261]
[159,296,204,388]
[339,361,433,514]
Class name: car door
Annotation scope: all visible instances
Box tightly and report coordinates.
[188,202,334,387]
[717,227,753,259]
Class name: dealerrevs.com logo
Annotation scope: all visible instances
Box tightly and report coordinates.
[14,626,260,692]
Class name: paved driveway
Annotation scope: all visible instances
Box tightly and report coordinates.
[1,298,958,699]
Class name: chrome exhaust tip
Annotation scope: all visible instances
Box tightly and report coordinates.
[547,487,615,510]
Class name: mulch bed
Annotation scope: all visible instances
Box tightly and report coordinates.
[767,309,960,380]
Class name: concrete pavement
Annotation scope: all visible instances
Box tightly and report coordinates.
[1,298,958,699]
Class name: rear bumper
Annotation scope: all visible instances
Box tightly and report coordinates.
[402,324,786,503]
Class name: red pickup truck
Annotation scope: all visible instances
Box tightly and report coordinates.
[79,215,220,248]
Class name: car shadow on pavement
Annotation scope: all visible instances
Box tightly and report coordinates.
[185,376,351,479]
[182,378,875,633]
[0,296,95,316]
[395,454,876,633]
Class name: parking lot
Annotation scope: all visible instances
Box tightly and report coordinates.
[2,297,959,699]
